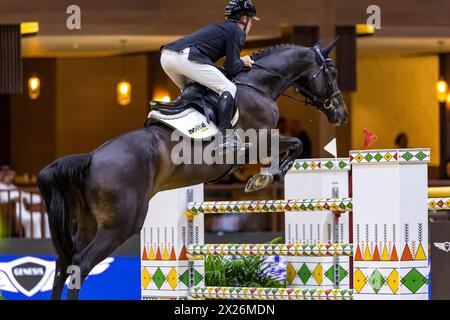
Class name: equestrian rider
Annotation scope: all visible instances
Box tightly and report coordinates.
[160,0,260,153]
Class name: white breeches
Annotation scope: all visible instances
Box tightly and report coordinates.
[160,47,237,98]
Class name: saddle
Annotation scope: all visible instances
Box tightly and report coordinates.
[146,71,239,140]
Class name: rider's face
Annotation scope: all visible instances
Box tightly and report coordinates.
[242,16,253,35]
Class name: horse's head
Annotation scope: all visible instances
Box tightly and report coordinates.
[295,37,348,125]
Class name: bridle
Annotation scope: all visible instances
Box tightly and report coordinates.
[234,45,342,111]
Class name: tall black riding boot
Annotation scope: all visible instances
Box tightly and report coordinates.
[214,91,247,155]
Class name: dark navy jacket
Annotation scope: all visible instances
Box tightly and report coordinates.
[163,20,246,77]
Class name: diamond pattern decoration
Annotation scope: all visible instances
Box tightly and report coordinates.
[298,263,312,285]
[193,269,204,286]
[166,268,178,290]
[428,197,450,210]
[179,269,189,287]
[355,153,364,162]
[368,269,386,294]
[350,149,430,164]
[141,267,151,289]
[401,268,428,294]
[289,158,350,172]
[286,263,297,284]
[152,267,166,289]
[364,153,373,162]
[312,264,323,285]
[324,265,349,284]
[384,152,393,161]
[324,161,334,169]
[386,269,399,294]
[354,268,367,293]
[399,149,430,163]
[401,152,413,161]
[415,151,427,161]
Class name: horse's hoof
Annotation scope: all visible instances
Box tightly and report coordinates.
[245,172,274,193]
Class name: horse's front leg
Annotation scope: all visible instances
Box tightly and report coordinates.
[245,135,303,193]
[272,136,303,182]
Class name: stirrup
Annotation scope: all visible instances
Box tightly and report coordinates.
[214,131,251,156]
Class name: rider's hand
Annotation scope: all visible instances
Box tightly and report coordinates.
[241,55,255,68]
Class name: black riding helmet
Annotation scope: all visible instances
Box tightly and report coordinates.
[225,0,260,21]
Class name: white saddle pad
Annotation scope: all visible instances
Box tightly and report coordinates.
[148,107,239,140]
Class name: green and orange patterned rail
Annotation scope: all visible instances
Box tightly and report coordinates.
[185,197,450,218]
[189,286,354,300]
[187,243,353,257]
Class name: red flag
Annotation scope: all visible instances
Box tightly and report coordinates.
[363,128,378,149]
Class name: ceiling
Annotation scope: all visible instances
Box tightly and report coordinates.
[21,35,272,58]
[21,35,450,58]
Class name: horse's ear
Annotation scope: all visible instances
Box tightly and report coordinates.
[320,36,340,57]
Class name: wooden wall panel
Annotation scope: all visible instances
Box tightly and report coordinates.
[9,58,56,175]
[336,26,356,92]
[0,24,22,94]
[0,95,10,165]
[282,26,319,47]
[439,53,450,179]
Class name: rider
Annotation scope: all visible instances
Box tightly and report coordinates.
[160,0,259,153]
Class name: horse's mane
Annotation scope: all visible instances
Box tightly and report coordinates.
[251,44,301,60]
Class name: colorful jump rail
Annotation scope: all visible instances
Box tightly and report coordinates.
[189,286,354,300]
[427,197,450,210]
[186,198,353,217]
[187,243,353,257]
[186,197,449,218]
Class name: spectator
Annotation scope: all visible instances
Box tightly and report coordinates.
[0,166,20,203]
[395,133,408,149]
[0,166,49,238]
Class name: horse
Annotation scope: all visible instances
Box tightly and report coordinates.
[37,38,348,300]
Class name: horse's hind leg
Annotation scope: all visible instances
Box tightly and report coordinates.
[66,192,150,300]
[66,227,130,300]
[50,256,70,300]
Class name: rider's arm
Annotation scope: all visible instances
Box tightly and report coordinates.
[224,28,246,77]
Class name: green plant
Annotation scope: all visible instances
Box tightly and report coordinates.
[204,237,285,288]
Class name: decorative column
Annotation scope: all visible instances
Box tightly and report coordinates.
[141,185,204,299]
[284,158,351,290]
[351,149,430,299]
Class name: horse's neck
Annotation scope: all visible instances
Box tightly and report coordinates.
[244,47,310,98]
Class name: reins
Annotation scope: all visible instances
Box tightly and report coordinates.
[234,47,341,111]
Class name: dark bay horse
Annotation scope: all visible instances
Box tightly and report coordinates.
[37,39,348,300]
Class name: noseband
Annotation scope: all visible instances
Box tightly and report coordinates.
[234,46,341,111]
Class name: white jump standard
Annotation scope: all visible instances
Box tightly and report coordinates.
[140,148,432,300]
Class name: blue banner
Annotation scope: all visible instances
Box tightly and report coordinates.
[0,255,140,300]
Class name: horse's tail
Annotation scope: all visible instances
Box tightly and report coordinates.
[37,154,92,261]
